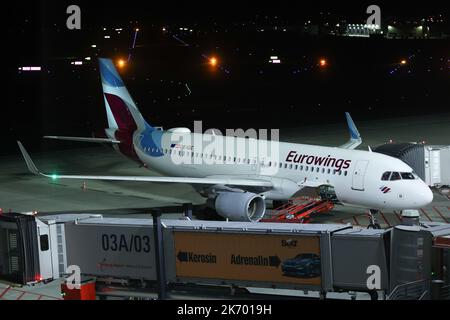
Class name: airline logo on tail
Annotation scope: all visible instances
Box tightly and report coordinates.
[98,58,163,158]
[99,58,149,131]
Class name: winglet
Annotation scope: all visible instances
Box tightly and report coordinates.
[345,112,360,140]
[17,141,41,176]
[339,112,362,149]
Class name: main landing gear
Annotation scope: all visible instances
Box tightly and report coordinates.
[367,209,381,229]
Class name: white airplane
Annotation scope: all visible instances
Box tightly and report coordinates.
[17,58,433,227]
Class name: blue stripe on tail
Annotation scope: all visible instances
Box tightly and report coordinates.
[99,58,125,87]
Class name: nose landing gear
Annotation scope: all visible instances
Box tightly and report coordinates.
[367,209,381,229]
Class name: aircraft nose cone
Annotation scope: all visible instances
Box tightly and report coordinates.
[418,185,433,207]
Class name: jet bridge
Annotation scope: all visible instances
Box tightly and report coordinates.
[0,212,449,299]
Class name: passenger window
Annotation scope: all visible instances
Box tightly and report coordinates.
[300,165,303,171]
[381,172,391,181]
[316,167,320,173]
[390,172,401,181]
[289,164,293,169]
[401,172,415,180]
[344,171,348,176]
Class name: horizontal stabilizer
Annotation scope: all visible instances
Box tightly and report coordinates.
[43,136,120,144]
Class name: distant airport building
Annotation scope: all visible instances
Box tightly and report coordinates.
[385,24,428,39]
[386,23,449,39]
[345,24,382,37]
[341,16,449,40]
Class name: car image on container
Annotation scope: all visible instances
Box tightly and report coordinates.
[281,253,321,278]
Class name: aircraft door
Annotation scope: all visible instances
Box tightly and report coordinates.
[352,160,369,191]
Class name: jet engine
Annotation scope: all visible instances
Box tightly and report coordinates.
[209,192,266,222]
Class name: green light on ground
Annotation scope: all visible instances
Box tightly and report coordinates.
[51,174,58,181]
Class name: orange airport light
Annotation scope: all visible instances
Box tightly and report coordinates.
[319,58,327,67]
[400,59,407,65]
[209,57,218,67]
[117,59,126,68]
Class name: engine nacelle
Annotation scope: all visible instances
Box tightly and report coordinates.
[210,192,266,222]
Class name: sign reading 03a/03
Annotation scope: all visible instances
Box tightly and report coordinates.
[174,232,321,286]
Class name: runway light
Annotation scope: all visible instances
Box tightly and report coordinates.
[19,66,42,72]
[51,174,58,181]
[400,59,407,65]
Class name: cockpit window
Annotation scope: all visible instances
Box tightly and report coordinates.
[381,172,391,181]
[383,171,417,181]
[401,172,415,180]
[390,172,401,181]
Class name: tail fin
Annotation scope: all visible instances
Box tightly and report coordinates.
[99,58,151,132]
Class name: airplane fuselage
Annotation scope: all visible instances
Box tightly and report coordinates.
[125,128,433,211]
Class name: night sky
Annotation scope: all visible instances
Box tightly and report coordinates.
[4,1,450,154]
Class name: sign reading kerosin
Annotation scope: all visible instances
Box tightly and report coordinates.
[285,151,351,171]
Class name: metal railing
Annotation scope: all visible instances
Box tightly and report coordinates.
[0,285,62,300]
[438,284,450,300]
[387,279,430,300]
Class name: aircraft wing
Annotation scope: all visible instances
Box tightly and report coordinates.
[339,112,362,150]
[17,141,273,189]
[43,136,121,144]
